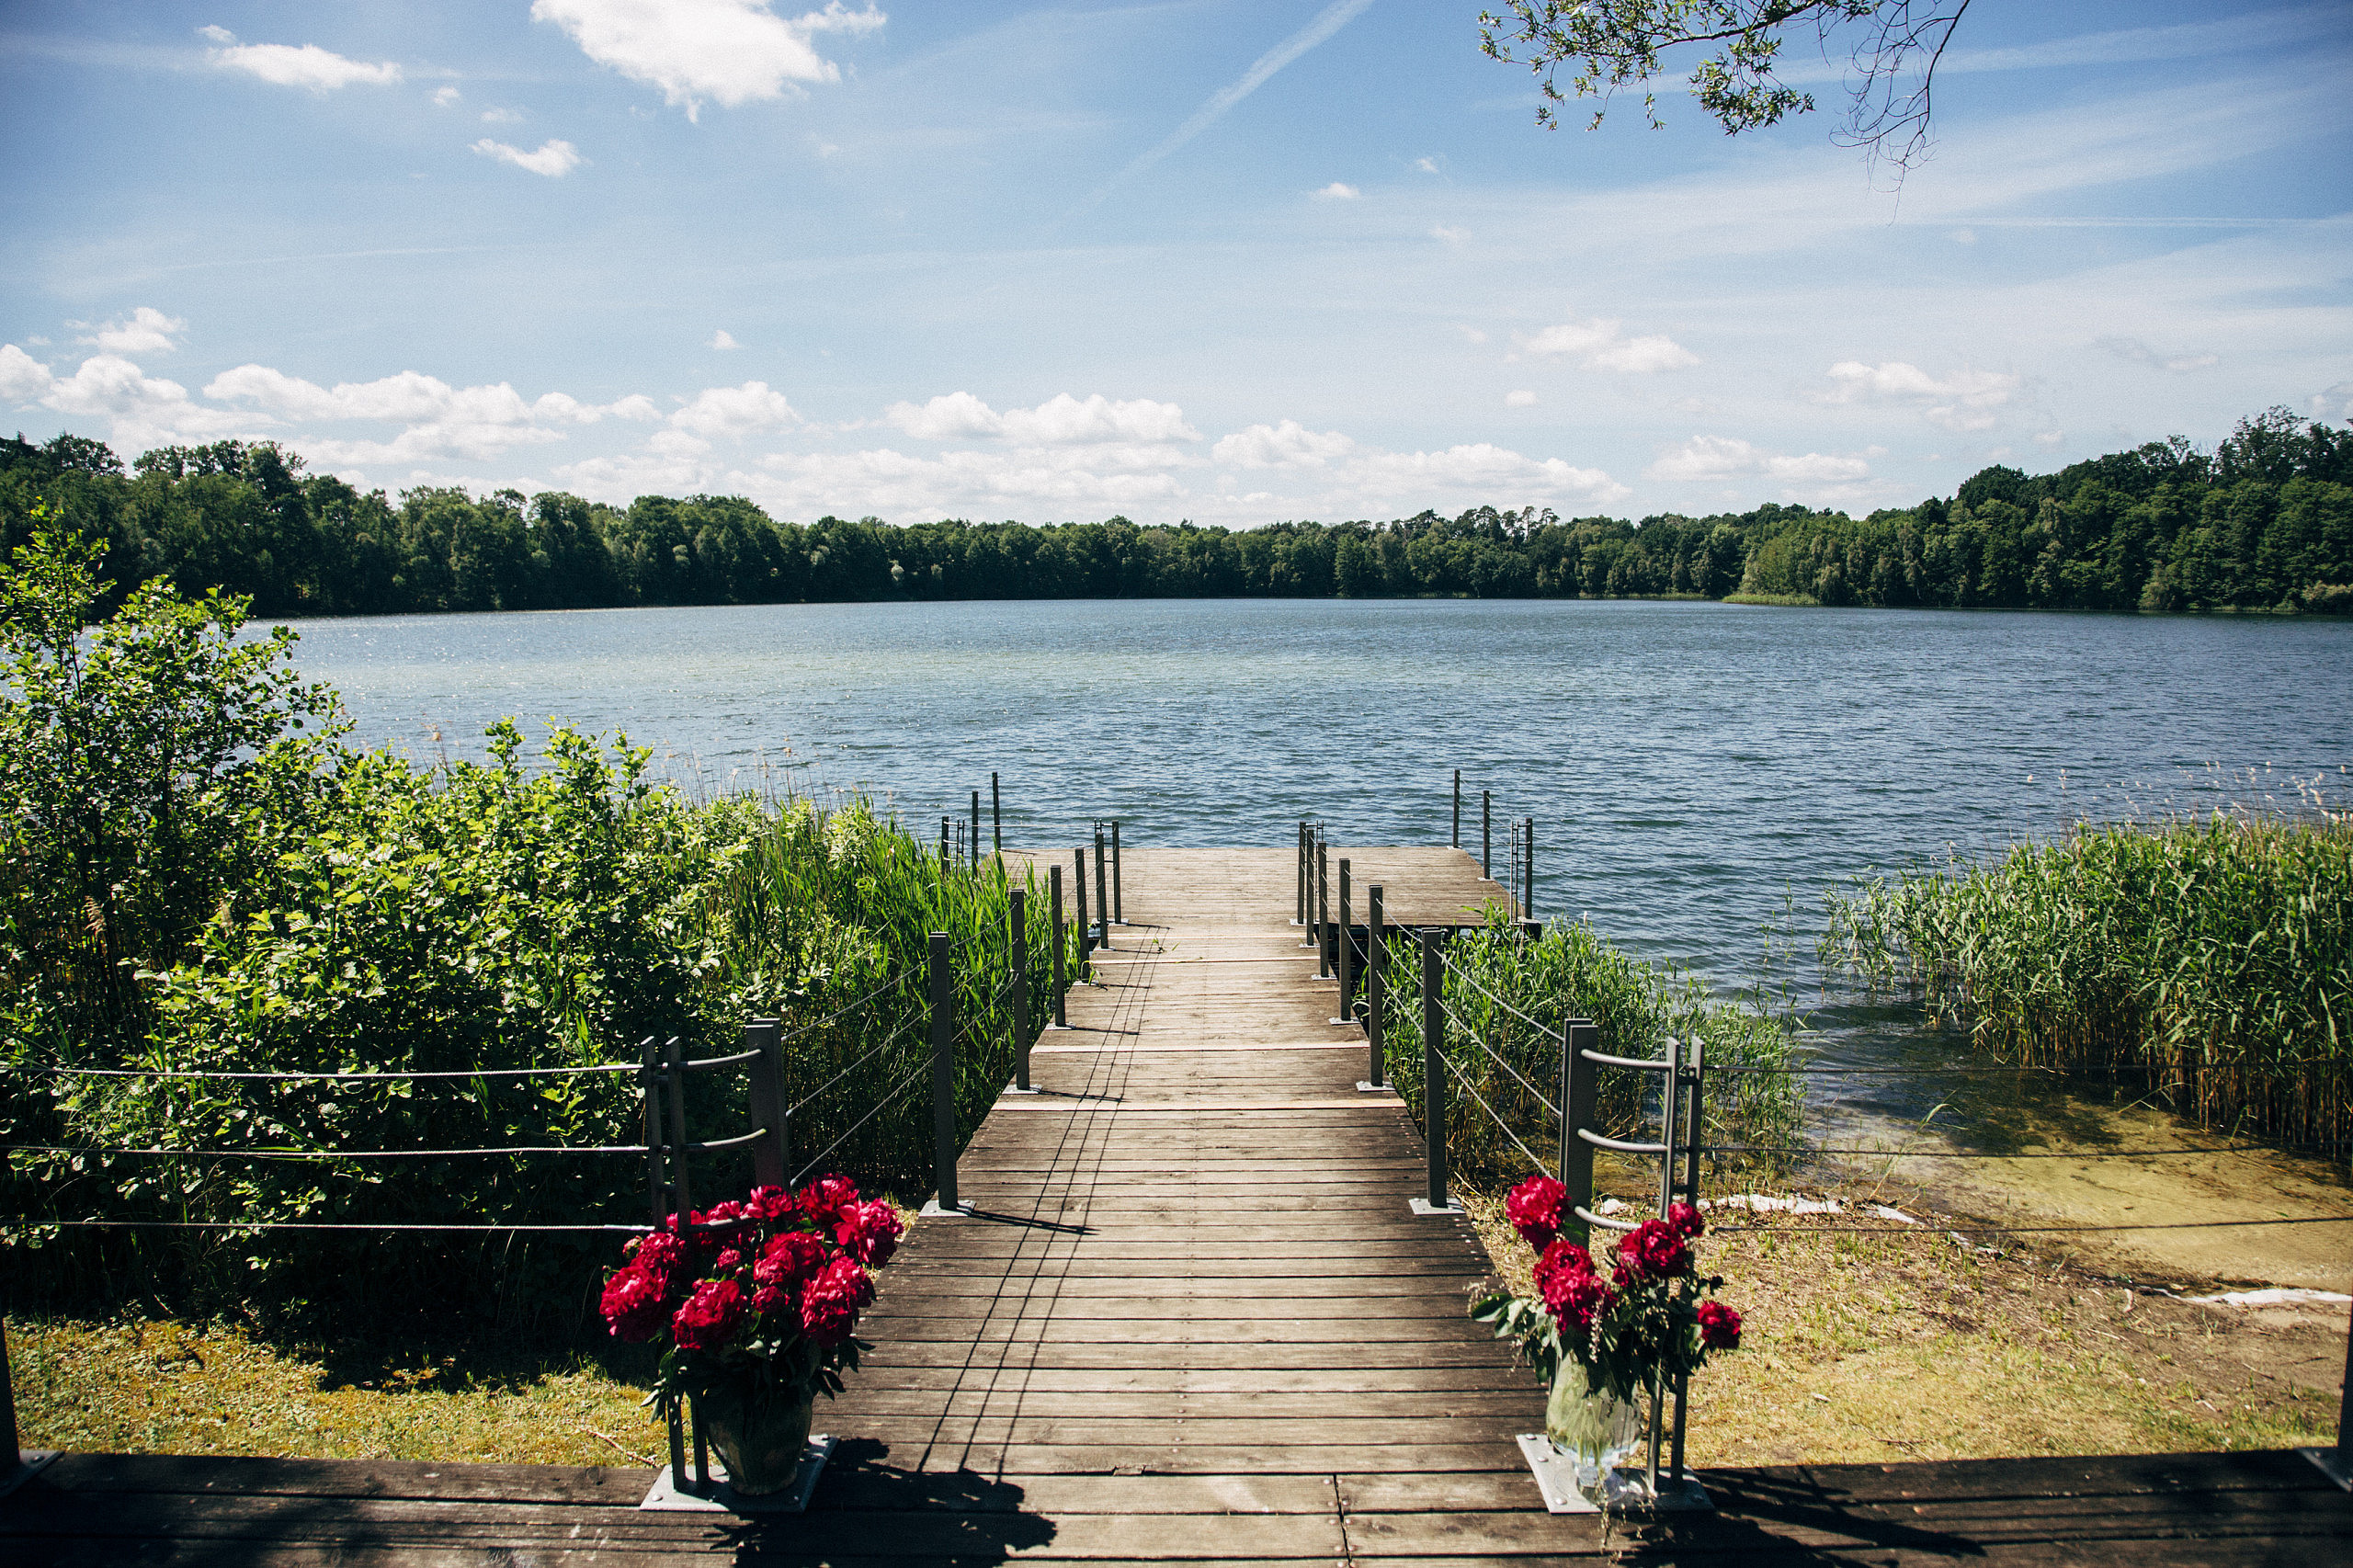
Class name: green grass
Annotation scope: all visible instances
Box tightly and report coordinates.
[1822,808,2353,1158]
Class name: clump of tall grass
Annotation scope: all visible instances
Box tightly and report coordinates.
[1373,911,1802,1194]
[1822,808,2353,1158]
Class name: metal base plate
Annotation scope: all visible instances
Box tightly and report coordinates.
[0,1452,61,1501]
[919,1199,976,1218]
[640,1436,834,1514]
[1002,1085,1043,1096]
[2302,1447,2353,1491]
[1355,1081,1392,1094]
[1516,1436,1711,1515]
[1408,1198,1462,1216]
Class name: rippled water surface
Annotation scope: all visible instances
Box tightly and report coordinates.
[285,597,2353,1127]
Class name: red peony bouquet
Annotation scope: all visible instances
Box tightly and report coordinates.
[1472,1175,1742,1404]
[600,1175,905,1427]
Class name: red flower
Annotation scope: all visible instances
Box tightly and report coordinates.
[798,1256,874,1348]
[755,1231,828,1289]
[750,1284,786,1316]
[632,1232,685,1289]
[1666,1200,1705,1240]
[1611,1218,1691,1286]
[746,1185,796,1221]
[1533,1239,1611,1333]
[598,1262,669,1343]
[671,1278,746,1351]
[835,1200,904,1267]
[705,1199,746,1227]
[1505,1176,1569,1251]
[713,1248,744,1274]
[1697,1299,1742,1350]
[797,1175,861,1224]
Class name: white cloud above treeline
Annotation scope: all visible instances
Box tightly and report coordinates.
[203,31,404,92]
[1521,317,1699,374]
[885,392,1199,447]
[1818,360,2019,430]
[531,0,885,119]
[472,138,584,177]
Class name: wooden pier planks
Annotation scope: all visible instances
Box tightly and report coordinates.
[6,847,2349,1562]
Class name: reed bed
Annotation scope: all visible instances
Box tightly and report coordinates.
[1372,913,1802,1192]
[1821,808,2353,1159]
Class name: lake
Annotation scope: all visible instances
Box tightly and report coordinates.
[281,597,2353,1131]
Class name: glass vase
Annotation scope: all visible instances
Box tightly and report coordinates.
[699,1386,816,1496]
[1544,1358,1645,1499]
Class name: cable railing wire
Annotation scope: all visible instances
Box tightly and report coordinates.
[1434,1048,1552,1178]
[787,1060,928,1187]
[1434,995,1563,1117]
[12,1218,654,1234]
[783,1010,924,1119]
[1438,950,1555,1039]
[5,1125,774,1163]
[773,968,916,1048]
[8,1062,642,1083]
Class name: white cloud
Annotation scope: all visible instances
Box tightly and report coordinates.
[1645,434,1870,489]
[480,107,525,124]
[669,381,801,438]
[205,364,654,461]
[1522,317,1699,374]
[2313,382,2353,423]
[197,25,235,44]
[1819,359,2020,430]
[709,329,741,350]
[1,347,253,449]
[1414,156,1440,174]
[1429,224,1469,244]
[531,0,885,120]
[884,392,1199,446]
[2033,429,2066,448]
[210,40,403,92]
[2096,336,2218,373]
[472,138,583,177]
[433,85,461,107]
[1313,182,1359,200]
[1457,325,1487,345]
[1212,420,1356,470]
[1505,390,1537,407]
[1347,443,1628,506]
[74,307,186,356]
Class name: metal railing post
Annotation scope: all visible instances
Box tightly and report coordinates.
[1050,865,1069,1027]
[991,771,1002,853]
[1452,768,1461,848]
[939,816,950,869]
[928,932,959,1212]
[1093,823,1111,949]
[1563,1019,1597,1244]
[1420,927,1448,1210]
[663,1036,693,1221]
[1330,858,1353,1024]
[1482,791,1492,878]
[1670,1033,1704,1484]
[1295,821,1308,926]
[745,1017,786,1188]
[1074,847,1090,960]
[1011,890,1032,1091]
[970,790,981,869]
[1524,818,1535,917]
[641,1036,665,1227]
[1316,839,1331,978]
[1363,885,1386,1089]
[1111,821,1122,925]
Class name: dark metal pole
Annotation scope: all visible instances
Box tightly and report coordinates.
[1110,820,1122,925]
[1295,821,1308,926]
[1331,858,1353,1024]
[1074,847,1089,960]
[929,931,958,1210]
[1366,885,1385,1088]
[0,1319,15,1474]
[1563,1019,1597,1244]
[1011,890,1031,1091]
[746,1017,785,1188]
[1050,865,1068,1026]
[1316,839,1331,979]
[991,771,1002,853]
[939,815,950,869]
[1482,790,1491,878]
[1525,817,1536,919]
[1092,823,1110,950]
[971,790,981,869]
[1420,927,1447,1210]
[662,1036,692,1221]
[1452,768,1461,848]
[641,1036,665,1227]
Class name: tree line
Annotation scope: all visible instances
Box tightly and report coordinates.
[5,408,2348,620]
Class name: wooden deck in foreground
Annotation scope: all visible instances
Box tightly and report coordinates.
[7,846,2349,1565]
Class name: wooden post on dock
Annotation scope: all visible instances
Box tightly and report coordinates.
[1362,885,1386,1090]
[1330,858,1353,1024]
[1050,865,1069,1027]
[1418,927,1449,1211]
[745,1017,786,1188]
[1563,1019,1597,1244]
[1011,890,1031,1091]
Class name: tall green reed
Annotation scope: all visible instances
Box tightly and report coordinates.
[1822,809,2353,1159]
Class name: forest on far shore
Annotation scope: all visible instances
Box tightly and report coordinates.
[5,408,2348,620]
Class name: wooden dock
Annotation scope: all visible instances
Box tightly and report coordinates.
[7,846,2350,1563]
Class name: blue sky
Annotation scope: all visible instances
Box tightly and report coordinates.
[2,1,2348,527]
